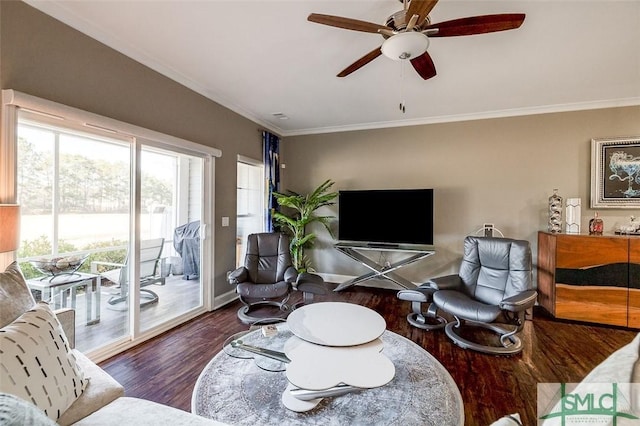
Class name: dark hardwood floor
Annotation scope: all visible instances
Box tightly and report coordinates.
[99,284,638,426]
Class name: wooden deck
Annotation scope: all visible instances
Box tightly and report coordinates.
[67,274,202,353]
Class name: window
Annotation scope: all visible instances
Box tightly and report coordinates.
[17,116,132,260]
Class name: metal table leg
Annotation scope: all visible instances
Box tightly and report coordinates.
[86,275,101,325]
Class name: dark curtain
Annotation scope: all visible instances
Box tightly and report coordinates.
[262,131,280,232]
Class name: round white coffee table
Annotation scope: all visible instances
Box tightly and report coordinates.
[286,301,387,346]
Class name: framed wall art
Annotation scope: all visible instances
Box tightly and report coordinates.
[591,136,640,208]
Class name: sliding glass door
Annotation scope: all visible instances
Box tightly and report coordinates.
[139,147,204,333]
[11,102,212,357]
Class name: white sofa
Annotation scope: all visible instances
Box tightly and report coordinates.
[0,262,226,426]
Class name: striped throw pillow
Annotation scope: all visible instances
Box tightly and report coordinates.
[0,302,87,421]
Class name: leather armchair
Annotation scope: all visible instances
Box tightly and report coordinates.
[229,232,326,324]
[430,236,537,355]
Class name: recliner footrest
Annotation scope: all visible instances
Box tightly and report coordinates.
[406,303,447,330]
[397,284,435,303]
[295,272,327,295]
[397,284,447,331]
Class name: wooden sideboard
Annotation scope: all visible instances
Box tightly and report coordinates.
[537,231,640,328]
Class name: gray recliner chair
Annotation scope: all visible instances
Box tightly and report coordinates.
[228,232,327,324]
[430,236,537,355]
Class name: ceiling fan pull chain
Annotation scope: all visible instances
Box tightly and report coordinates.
[399,61,406,113]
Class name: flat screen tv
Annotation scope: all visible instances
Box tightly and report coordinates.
[338,188,434,246]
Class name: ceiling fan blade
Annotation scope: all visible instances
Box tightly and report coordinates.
[308,13,390,33]
[337,47,383,77]
[410,51,437,80]
[406,0,439,25]
[424,14,525,37]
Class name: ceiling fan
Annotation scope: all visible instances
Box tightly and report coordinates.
[308,0,525,80]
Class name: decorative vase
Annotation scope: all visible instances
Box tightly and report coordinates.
[565,198,581,234]
[589,212,604,235]
[548,189,563,233]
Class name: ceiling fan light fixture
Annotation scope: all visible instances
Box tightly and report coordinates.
[381,31,429,61]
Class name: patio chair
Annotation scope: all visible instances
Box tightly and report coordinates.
[92,238,166,309]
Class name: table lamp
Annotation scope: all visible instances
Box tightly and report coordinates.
[0,204,20,253]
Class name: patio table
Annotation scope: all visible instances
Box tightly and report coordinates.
[26,272,101,325]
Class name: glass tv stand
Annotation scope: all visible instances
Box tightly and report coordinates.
[333,241,436,292]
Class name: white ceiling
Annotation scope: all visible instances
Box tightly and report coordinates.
[25,0,640,137]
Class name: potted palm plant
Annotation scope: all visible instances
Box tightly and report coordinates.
[272,179,338,273]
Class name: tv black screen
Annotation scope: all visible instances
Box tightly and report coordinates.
[338,189,434,246]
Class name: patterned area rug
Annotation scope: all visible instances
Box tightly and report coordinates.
[192,330,464,425]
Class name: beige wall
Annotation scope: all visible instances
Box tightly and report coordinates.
[0,0,261,297]
[282,107,640,285]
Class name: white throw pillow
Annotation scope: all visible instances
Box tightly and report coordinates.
[0,302,87,421]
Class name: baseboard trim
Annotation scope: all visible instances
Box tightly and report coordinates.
[212,290,238,310]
